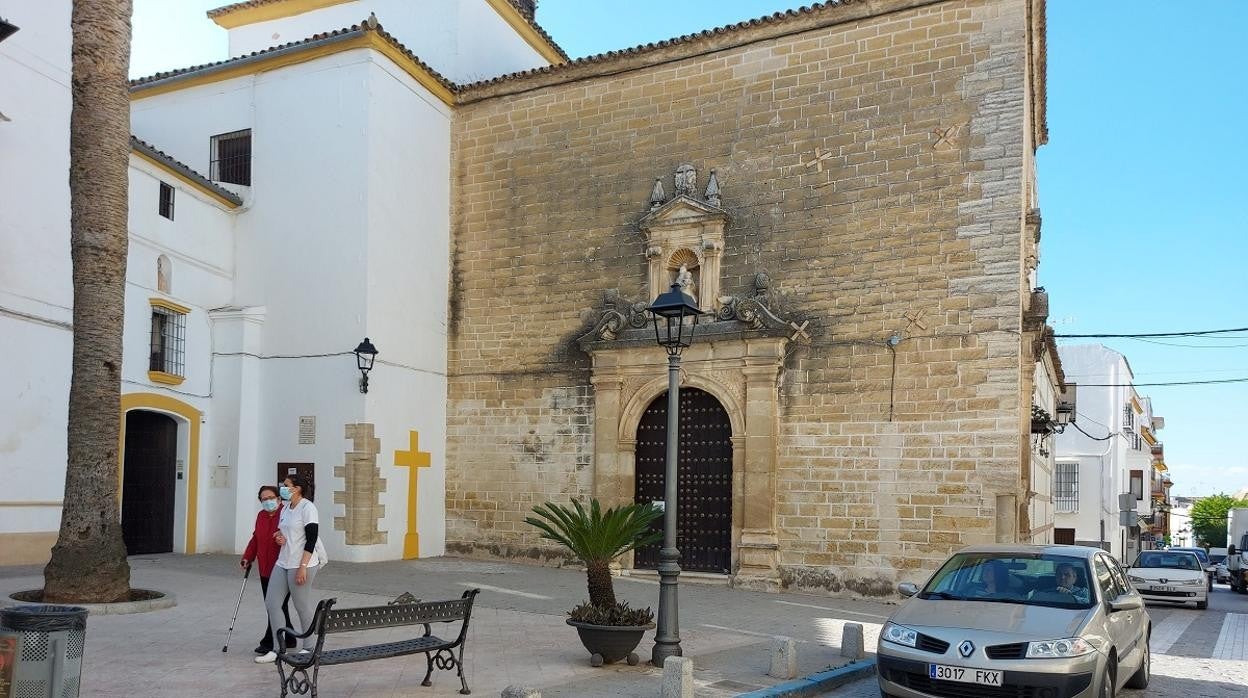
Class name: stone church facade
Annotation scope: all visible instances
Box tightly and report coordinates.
[446,0,1055,594]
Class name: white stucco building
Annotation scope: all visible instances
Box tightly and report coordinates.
[0,0,564,565]
[1054,344,1169,564]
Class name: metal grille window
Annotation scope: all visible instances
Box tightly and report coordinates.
[210,129,251,185]
[1130,470,1144,500]
[149,306,186,376]
[158,181,174,219]
[1123,404,1135,430]
[1055,462,1078,513]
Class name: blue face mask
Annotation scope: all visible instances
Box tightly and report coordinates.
[279,486,292,501]
[261,499,279,512]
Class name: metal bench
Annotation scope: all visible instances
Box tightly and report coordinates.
[275,589,480,697]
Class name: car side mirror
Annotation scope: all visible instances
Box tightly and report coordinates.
[897,582,919,598]
[1110,595,1143,613]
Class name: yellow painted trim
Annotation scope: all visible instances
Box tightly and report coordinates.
[209,0,354,29]
[0,501,63,507]
[1140,427,1157,446]
[363,33,457,106]
[119,393,202,554]
[131,32,455,107]
[148,370,186,386]
[132,150,241,210]
[394,430,432,560]
[149,297,192,315]
[483,0,565,65]
[1130,396,1143,414]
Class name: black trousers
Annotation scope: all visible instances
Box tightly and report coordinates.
[259,574,294,650]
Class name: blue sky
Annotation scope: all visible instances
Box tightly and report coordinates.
[130,1,1247,496]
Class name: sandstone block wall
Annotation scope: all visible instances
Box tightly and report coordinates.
[447,0,1035,593]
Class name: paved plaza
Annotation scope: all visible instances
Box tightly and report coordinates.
[1,554,884,696]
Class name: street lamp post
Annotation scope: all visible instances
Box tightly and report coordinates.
[646,282,704,667]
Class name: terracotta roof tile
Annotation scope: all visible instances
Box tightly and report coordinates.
[459,1,858,93]
[129,17,460,96]
[207,0,298,19]
[130,136,244,207]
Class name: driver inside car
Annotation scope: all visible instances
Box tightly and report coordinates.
[1031,562,1090,604]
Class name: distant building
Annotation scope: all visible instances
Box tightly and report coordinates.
[1054,345,1170,564]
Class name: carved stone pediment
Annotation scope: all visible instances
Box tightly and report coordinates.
[638,164,729,312]
[638,195,729,231]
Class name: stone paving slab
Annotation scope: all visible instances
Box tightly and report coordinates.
[0,555,895,697]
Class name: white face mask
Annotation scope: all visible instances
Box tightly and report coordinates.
[261,499,279,513]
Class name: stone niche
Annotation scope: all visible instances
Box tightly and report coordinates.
[577,164,812,591]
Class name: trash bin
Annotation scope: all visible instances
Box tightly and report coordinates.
[0,604,88,698]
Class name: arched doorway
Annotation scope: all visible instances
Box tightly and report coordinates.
[121,410,178,554]
[634,387,733,573]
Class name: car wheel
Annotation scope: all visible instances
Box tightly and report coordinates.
[1100,658,1116,698]
[1197,599,1208,610]
[1125,635,1150,689]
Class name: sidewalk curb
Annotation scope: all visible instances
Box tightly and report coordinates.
[738,657,877,698]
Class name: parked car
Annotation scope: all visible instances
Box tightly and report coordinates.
[878,545,1150,698]
[1128,550,1209,609]
[1168,547,1215,590]
[1214,560,1231,584]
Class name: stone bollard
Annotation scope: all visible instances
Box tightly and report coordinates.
[767,635,797,679]
[660,655,694,698]
[840,622,865,660]
[501,686,540,698]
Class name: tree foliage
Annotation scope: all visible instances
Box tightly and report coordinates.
[1190,493,1248,548]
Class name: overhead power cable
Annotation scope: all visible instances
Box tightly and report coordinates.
[1054,326,1248,339]
[1074,377,1248,387]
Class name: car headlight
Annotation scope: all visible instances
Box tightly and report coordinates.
[1026,637,1096,659]
[1181,577,1206,586]
[1128,575,1147,584]
[881,622,919,648]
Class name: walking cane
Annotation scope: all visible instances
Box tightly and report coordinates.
[222,564,253,652]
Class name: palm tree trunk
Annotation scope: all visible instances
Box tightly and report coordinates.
[42,0,134,603]
[586,560,616,608]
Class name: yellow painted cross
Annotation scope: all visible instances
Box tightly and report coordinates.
[394,430,432,560]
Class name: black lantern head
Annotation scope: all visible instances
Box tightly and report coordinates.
[0,19,18,44]
[647,283,704,354]
[353,337,378,393]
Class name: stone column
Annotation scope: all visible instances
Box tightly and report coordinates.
[735,341,784,591]
[590,374,625,505]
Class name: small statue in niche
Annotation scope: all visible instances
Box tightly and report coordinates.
[156,255,171,293]
[675,264,697,303]
[674,163,697,198]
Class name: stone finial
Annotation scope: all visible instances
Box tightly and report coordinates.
[365,12,379,29]
[704,168,721,207]
[768,636,797,679]
[660,656,694,698]
[674,163,696,197]
[841,622,866,660]
[650,177,665,209]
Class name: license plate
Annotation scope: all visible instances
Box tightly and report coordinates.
[1151,585,1176,592]
[929,664,1003,686]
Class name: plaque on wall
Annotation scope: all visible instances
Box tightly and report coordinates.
[299,416,316,444]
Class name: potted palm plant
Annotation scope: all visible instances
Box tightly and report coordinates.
[525,498,663,666]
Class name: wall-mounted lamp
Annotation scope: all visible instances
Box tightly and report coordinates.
[353,337,378,393]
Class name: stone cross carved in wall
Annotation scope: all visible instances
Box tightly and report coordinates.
[638,163,728,311]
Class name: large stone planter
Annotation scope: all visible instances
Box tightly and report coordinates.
[566,619,654,666]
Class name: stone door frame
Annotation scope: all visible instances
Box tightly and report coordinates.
[586,335,787,589]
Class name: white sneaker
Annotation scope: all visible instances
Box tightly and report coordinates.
[254,651,277,664]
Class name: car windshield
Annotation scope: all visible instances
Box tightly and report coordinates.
[1171,548,1209,563]
[919,552,1096,609]
[1210,554,1227,564]
[1134,552,1202,570]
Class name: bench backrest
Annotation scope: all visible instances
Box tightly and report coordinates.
[317,589,480,636]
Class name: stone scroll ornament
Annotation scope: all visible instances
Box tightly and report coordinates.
[588,289,649,342]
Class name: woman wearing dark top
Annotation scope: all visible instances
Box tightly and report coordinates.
[255,474,327,664]
[240,485,293,655]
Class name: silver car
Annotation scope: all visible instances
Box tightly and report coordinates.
[877,545,1151,698]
